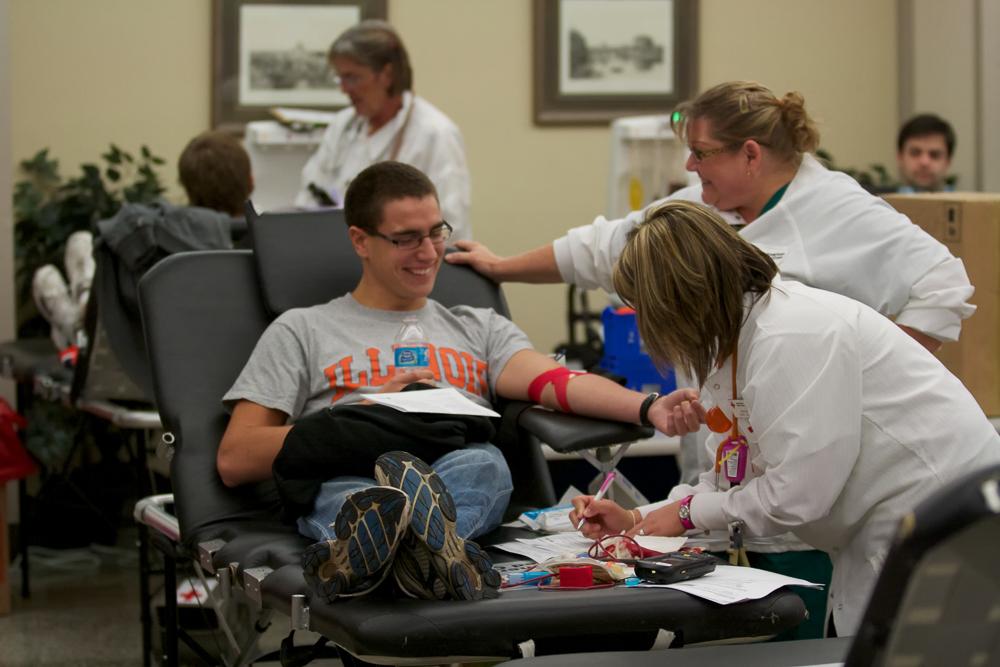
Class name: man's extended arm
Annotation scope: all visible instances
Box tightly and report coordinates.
[495,349,704,435]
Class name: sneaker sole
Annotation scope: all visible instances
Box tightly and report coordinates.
[301,486,409,603]
[392,535,449,601]
[375,451,500,601]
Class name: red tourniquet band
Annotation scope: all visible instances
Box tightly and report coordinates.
[528,367,586,412]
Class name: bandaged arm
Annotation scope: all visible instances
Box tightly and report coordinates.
[495,349,648,423]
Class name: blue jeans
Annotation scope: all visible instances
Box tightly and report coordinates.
[297,443,513,542]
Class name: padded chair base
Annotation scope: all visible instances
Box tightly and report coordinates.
[502,636,853,666]
[253,563,806,663]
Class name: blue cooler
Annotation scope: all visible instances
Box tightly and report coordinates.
[599,306,676,394]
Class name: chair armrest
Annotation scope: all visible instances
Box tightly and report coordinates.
[133,493,179,542]
[516,406,654,454]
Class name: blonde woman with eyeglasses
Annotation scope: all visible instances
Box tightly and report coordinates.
[449,80,972,352]
[568,200,999,637]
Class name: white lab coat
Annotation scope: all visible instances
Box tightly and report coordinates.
[642,278,1000,635]
[553,153,974,342]
[295,92,472,241]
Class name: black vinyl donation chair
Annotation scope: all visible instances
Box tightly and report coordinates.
[133,204,808,666]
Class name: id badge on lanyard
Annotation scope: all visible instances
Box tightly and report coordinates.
[706,341,749,486]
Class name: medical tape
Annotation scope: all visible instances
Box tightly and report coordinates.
[527,367,586,412]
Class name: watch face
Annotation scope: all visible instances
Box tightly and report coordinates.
[678,504,690,520]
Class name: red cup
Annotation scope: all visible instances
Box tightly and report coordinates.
[558,564,594,588]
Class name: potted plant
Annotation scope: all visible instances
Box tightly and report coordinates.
[12,144,167,336]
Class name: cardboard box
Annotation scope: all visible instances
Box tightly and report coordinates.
[885,193,1000,415]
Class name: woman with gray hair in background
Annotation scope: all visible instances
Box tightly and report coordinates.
[296,20,472,240]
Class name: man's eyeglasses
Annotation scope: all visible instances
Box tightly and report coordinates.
[688,143,738,163]
[369,221,453,250]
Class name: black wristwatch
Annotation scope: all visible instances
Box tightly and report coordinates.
[639,392,661,427]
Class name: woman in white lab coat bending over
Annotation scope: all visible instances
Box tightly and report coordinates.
[568,200,1000,636]
[296,21,471,241]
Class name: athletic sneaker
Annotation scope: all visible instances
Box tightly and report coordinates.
[392,532,449,600]
[63,230,95,308]
[32,264,78,350]
[301,486,410,603]
[375,451,501,601]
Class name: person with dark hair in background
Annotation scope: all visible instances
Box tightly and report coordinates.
[569,199,999,637]
[897,113,956,193]
[295,20,471,241]
[178,130,254,216]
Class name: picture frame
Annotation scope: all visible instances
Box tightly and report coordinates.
[533,0,698,125]
[211,0,388,133]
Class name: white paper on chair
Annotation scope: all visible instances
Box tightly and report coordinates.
[636,564,824,604]
[490,533,594,562]
[364,388,500,417]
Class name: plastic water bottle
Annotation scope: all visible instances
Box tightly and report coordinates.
[393,316,431,373]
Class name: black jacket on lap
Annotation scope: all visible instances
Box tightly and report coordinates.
[272,402,496,522]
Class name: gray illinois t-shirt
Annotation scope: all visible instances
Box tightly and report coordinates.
[223,294,533,421]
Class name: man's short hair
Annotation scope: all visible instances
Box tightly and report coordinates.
[897,114,956,157]
[178,131,252,216]
[344,161,439,233]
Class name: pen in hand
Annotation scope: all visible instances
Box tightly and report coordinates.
[576,470,617,532]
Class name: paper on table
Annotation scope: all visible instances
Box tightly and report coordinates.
[365,388,500,418]
[633,535,688,553]
[490,533,593,562]
[636,564,824,605]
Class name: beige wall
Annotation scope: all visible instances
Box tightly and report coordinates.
[8,0,899,353]
[9,0,211,200]
[1,0,15,404]
[902,0,977,189]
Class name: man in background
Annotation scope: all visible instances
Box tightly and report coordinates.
[897,114,956,193]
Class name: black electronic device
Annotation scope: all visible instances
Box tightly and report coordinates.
[635,551,717,585]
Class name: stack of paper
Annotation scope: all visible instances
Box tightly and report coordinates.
[491,533,687,563]
[637,564,824,605]
[365,388,500,417]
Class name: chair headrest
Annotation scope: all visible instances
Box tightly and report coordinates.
[246,202,509,318]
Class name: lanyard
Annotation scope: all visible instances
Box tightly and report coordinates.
[715,337,751,567]
[714,338,748,487]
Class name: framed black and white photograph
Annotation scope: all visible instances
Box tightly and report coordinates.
[212,0,387,132]
[533,0,698,125]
